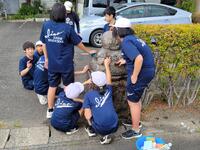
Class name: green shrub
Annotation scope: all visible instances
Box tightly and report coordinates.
[134,24,200,106]
[176,0,195,12]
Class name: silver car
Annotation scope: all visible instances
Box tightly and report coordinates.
[80,3,192,47]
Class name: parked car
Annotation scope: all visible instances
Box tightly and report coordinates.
[80,3,192,47]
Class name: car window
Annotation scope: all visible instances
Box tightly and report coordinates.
[117,6,145,19]
[146,5,177,17]
[93,0,108,8]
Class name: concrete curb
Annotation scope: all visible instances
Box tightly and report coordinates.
[6,18,49,23]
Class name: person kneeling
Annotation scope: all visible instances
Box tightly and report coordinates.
[51,82,84,134]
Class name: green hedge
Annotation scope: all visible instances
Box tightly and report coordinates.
[134,24,200,106]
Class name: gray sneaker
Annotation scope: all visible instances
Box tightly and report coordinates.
[122,129,142,139]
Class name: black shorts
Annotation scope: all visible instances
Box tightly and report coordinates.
[48,70,74,87]
[126,68,155,103]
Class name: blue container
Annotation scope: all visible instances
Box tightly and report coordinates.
[136,136,165,150]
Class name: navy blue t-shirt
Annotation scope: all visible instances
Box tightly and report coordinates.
[19,55,37,88]
[51,92,82,128]
[34,56,48,95]
[83,85,118,132]
[103,23,110,33]
[40,20,81,73]
[34,50,42,61]
[121,35,155,76]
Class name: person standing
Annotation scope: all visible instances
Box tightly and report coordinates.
[40,3,96,118]
[113,18,155,139]
[64,1,80,34]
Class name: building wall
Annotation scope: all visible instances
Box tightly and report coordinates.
[41,0,56,9]
[4,0,20,14]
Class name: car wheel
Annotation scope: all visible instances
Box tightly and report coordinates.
[90,29,103,48]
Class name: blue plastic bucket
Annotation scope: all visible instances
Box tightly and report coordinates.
[136,136,165,150]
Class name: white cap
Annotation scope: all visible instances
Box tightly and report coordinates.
[64,82,84,99]
[64,1,73,11]
[35,40,43,46]
[113,17,131,28]
[91,71,107,87]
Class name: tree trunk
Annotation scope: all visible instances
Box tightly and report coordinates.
[176,0,182,5]
[195,0,200,13]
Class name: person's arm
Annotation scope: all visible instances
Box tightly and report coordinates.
[104,57,112,85]
[131,54,143,84]
[73,98,83,103]
[42,44,48,69]
[84,108,92,125]
[77,42,96,55]
[75,65,89,75]
[20,60,32,77]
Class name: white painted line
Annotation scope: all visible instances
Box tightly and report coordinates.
[18,21,27,29]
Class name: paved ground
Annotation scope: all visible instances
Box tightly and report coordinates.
[0,21,200,150]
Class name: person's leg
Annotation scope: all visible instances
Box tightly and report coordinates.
[47,72,61,118]
[84,108,96,137]
[47,87,57,109]
[128,100,141,132]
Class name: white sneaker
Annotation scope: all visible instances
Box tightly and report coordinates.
[46,109,53,119]
[37,94,47,105]
[66,127,79,135]
[100,135,112,145]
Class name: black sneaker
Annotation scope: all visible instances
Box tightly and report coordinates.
[66,127,79,135]
[85,126,96,137]
[100,135,112,145]
[122,120,143,128]
[121,129,142,139]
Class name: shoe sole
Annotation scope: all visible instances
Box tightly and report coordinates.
[84,128,96,137]
[121,133,142,140]
[66,129,79,135]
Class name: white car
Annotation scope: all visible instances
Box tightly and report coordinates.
[80,3,192,47]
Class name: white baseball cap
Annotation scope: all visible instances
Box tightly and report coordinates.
[64,1,73,11]
[91,71,107,87]
[35,40,43,46]
[64,82,84,99]
[113,17,131,28]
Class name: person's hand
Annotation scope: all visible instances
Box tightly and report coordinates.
[27,60,32,69]
[44,59,48,69]
[83,79,92,85]
[82,65,89,73]
[89,50,97,57]
[115,58,126,66]
[104,57,111,67]
[131,74,138,84]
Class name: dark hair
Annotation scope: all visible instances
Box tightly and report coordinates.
[112,27,135,38]
[104,6,116,18]
[23,41,35,50]
[50,3,66,23]
[89,83,107,96]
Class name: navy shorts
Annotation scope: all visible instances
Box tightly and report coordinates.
[48,70,74,87]
[23,79,34,90]
[92,121,118,136]
[126,68,155,103]
[51,112,80,132]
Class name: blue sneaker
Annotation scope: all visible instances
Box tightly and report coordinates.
[121,129,142,139]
